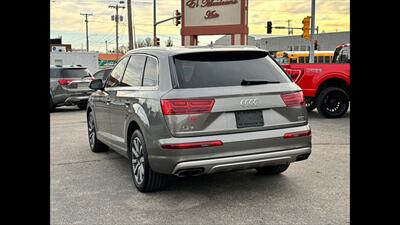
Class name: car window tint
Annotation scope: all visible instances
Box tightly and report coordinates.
[61,68,90,78]
[94,70,105,80]
[105,57,129,87]
[50,69,61,78]
[120,55,146,87]
[173,51,290,89]
[143,57,158,86]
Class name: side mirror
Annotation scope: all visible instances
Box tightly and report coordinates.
[89,79,104,91]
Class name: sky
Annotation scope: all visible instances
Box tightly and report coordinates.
[50,0,350,52]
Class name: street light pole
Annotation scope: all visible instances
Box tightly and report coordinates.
[309,0,316,63]
[153,0,156,46]
[127,0,133,50]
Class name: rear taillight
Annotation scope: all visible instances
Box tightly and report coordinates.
[161,99,215,115]
[281,92,305,107]
[161,140,223,149]
[284,130,311,139]
[284,68,303,82]
[58,79,73,86]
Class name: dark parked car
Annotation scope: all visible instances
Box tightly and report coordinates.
[87,47,312,192]
[50,65,94,111]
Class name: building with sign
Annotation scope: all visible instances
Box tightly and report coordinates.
[181,0,249,46]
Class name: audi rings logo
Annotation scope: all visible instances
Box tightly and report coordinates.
[240,98,259,107]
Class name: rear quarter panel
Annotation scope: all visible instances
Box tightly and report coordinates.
[283,63,350,97]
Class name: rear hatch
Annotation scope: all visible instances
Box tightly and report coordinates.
[59,68,93,92]
[161,50,308,137]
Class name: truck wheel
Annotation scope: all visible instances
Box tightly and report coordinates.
[129,130,168,192]
[316,87,349,118]
[256,164,290,175]
[87,112,109,152]
[306,99,317,112]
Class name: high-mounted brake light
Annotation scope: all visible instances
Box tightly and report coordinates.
[283,130,311,139]
[161,99,215,115]
[281,92,305,107]
[161,140,223,149]
[58,79,73,86]
[284,68,304,82]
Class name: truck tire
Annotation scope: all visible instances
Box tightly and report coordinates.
[87,112,109,152]
[129,130,168,192]
[256,163,290,175]
[316,87,349,118]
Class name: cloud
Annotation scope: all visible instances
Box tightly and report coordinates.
[51,0,349,50]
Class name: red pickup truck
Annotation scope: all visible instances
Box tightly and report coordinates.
[281,44,350,118]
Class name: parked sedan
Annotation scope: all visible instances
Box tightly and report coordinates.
[87,47,312,192]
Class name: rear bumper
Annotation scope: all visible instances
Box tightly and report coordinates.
[172,147,311,177]
[148,124,311,175]
[64,96,89,105]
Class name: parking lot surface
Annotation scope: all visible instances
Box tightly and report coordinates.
[51,106,349,225]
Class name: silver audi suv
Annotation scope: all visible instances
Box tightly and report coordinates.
[87,46,312,192]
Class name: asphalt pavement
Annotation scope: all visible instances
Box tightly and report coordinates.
[51,106,349,225]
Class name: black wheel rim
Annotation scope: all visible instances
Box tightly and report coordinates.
[88,115,95,149]
[323,91,347,115]
[131,137,145,185]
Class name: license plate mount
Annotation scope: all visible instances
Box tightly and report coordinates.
[235,110,264,128]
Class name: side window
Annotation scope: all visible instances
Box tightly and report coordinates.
[120,55,147,87]
[105,57,130,87]
[317,56,324,64]
[93,70,105,80]
[299,57,305,63]
[143,57,158,86]
[290,57,297,64]
[325,56,331,64]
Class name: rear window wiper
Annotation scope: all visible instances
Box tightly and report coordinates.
[241,79,280,86]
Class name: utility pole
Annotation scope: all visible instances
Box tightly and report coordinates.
[287,20,292,35]
[80,13,93,52]
[127,0,133,50]
[109,1,125,55]
[153,0,156,46]
[309,0,316,63]
[105,40,108,53]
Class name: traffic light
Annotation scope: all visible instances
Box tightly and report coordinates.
[174,10,181,26]
[302,16,311,40]
[155,38,160,47]
[314,40,318,50]
[267,21,272,34]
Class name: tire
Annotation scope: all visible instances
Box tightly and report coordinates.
[78,102,87,110]
[87,112,109,152]
[316,87,349,118]
[256,163,290,175]
[306,99,317,112]
[49,97,55,112]
[129,130,168,192]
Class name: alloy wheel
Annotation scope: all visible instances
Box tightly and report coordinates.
[131,137,145,185]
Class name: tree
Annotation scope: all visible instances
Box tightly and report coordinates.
[165,37,173,47]
[144,37,153,47]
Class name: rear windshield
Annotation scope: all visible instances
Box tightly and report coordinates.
[56,68,90,78]
[173,51,290,88]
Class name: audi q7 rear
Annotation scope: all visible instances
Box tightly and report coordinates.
[87,46,311,192]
